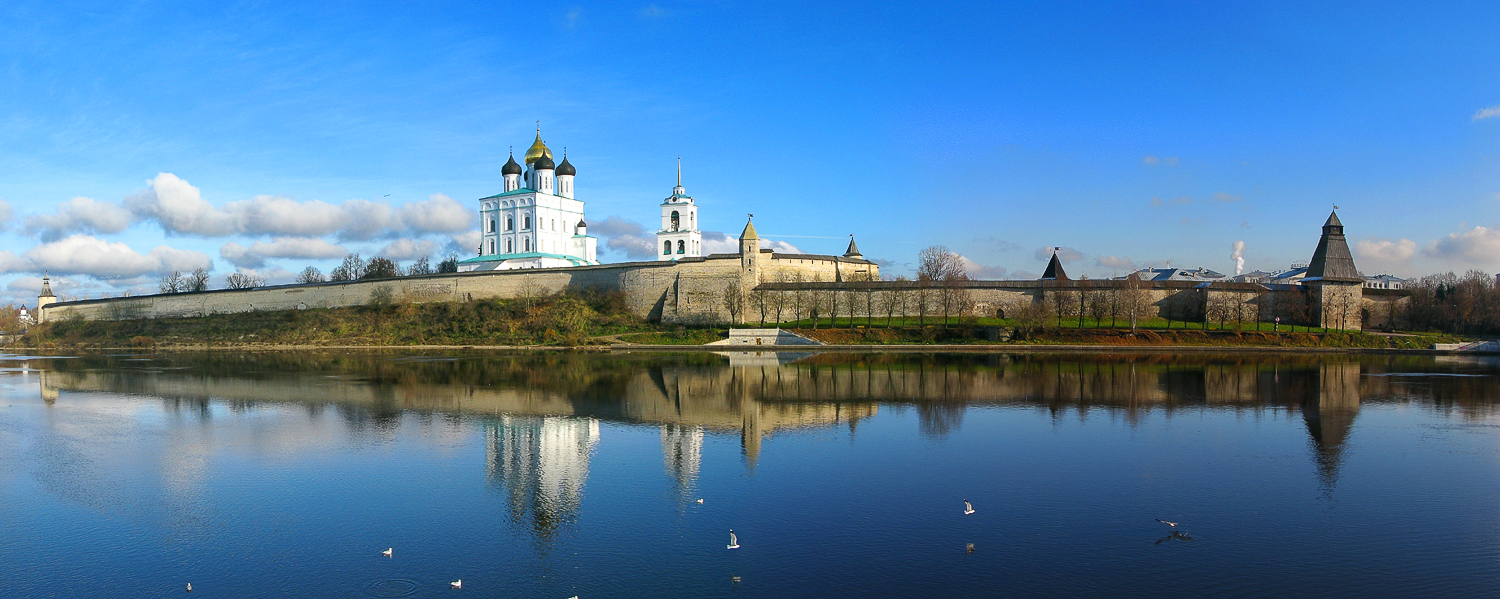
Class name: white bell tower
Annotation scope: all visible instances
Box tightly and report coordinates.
[657,158,702,261]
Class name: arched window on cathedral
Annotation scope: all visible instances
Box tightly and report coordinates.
[487,219,495,233]
[524,215,532,230]
[506,239,513,253]
[677,240,685,254]
[671,211,680,231]
[663,241,672,255]
[507,217,514,231]
[488,239,494,254]
[525,238,531,252]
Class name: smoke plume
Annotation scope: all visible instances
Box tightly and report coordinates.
[1231,240,1245,275]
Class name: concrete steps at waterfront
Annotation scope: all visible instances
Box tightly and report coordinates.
[706,328,824,346]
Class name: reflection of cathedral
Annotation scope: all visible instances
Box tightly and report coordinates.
[485,415,600,539]
[661,424,703,496]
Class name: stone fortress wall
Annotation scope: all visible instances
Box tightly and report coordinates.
[38,210,1404,331]
[39,251,1403,331]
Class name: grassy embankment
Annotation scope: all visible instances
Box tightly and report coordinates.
[622,315,1464,349]
[16,298,1464,350]
[20,291,653,349]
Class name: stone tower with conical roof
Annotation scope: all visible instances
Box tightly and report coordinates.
[36,273,56,322]
[1303,210,1363,330]
[738,215,762,290]
[1041,249,1069,281]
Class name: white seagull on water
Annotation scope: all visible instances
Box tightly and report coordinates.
[696,498,704,504]
[450,579,462,589]
[382,547,392,557]
[186,583,192,592]
[727,530,740,550]
[963,500,975,515]
[1155,519,1178,528]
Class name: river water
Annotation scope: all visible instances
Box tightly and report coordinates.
[1,350,1498,598]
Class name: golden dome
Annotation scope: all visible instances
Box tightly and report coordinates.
[523,129,553,164]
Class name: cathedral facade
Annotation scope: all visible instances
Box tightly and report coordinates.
[459,129,600,271]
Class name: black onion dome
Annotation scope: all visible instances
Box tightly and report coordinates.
[555,155,576,176]
[577,220,587,228]
[534,154,555,170]
[501,154,522,175]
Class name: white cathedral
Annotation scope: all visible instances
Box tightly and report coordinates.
[460,128,706,271]
[459,128,601,271]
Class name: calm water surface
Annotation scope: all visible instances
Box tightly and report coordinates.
[2,350,1498,598]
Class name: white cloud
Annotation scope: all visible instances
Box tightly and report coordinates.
[954,253,1008,279]
[0,250,31,273]
[701,231,738,255]
[332,198,398,240]
[591,216,657,260]
[124,173,237,236]
[1472,106,1500,121]
[124,172,466,240]
[446,230,482,257]
[1033,246,1083,262]
[23,234,211,278]
[1213,191,1242,203]
[761,239,802,253]
[1355,238,1417,263]
[223,195,344,237]
[1095,255,1136,270]
[1423,226,1500,264]
[400,194,472,233]
[0,199,11,230]
[25,196,135,241]
[221,237,348,268]
[378,238,441,261]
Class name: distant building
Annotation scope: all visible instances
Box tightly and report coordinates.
[1116,266,1227,282]
[1362,274,1405,290]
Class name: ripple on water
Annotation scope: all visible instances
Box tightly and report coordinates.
[365,578,419,597]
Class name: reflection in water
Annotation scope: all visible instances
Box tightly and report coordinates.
[14,351,1500,531]
[486,416,599,541]
[661,424,703,500]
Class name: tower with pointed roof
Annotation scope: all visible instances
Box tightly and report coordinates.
[1302,210,1363,330]
[738,215,761,282]
[463,126,599,271]
[36,273,56,321]
[657,158,702,261]
[1040,249,1069,281]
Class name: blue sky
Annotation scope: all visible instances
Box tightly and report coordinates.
[2,1,1499,305]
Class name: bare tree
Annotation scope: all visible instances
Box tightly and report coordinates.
[225,272,265,290]
[750,285,770,326]
[407,256,433,276]
[159,271,183,294]
[330,253,365,281]
[187,267,211,292]
[723,282,745,325]
[1120,274,1151,332]
[297,266,326,284]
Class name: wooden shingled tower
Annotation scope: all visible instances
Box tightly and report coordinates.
[1303,210,1363,330]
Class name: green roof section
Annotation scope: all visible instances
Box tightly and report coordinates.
[459,251,591,266]
[478,187,538,200]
